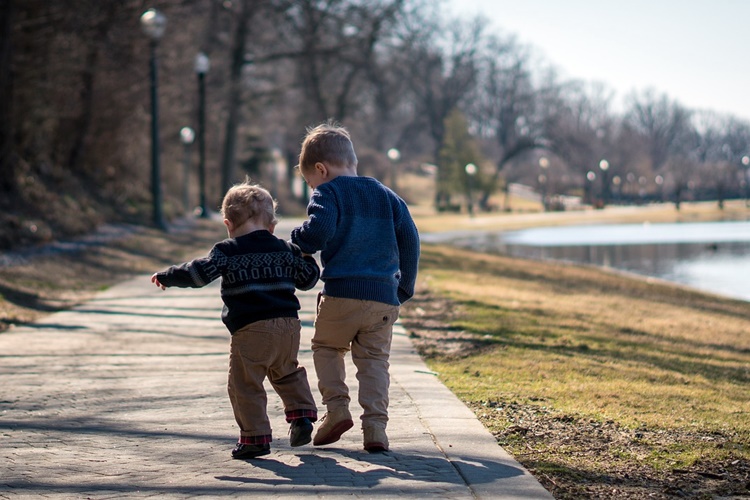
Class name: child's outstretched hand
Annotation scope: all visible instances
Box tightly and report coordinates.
[151,273,167,290]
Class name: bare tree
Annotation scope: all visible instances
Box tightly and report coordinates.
[625,89,692,208]
[468,35,551,210]
[692,111,745,209]
[219,0,260,195]
[393,15,484,205]
[543,81,616,205]
[271,0,405,126]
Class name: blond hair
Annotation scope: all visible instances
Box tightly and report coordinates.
[221,179,278,228]
[298,120,358,175]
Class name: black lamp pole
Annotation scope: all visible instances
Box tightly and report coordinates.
[195,53,210,218]
[179,127,195,213]
[140,8,167,230]
[149,41,165,228]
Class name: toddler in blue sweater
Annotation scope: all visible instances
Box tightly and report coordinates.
[291,122,420,452]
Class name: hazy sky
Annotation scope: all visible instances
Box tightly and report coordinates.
[446,0,750,121]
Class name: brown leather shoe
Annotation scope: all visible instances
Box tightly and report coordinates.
[313,407,353,446]
[363,425,389,452]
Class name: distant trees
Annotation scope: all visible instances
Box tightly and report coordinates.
[624,89,692,208]
[2,0,749,249]
[467,35,537,210]
[437,109,483,210]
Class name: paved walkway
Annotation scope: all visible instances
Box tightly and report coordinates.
[0,224,552,499]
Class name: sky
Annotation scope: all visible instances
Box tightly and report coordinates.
[446,0,750,122]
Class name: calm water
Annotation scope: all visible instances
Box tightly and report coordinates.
[422,221,750,302]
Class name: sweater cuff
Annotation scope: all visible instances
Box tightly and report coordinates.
[397,287,413,304]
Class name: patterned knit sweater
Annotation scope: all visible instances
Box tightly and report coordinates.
[154,230,320,333]
[290,176,420,306]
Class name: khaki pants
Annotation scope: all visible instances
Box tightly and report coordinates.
[312,295,400,428]
[228,317,317,439]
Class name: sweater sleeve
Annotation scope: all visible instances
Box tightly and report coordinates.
[287,242,320,291]
[290,187,339,254]
[154,246,224,288]
[394,198,420,304]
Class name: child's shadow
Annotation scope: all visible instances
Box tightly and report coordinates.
[216,452,411,489]
[216,449,523,489]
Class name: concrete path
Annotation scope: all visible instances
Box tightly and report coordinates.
[0,224,552,499]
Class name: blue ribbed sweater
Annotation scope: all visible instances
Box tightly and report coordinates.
[290,176,420,306]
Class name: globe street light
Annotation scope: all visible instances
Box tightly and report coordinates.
[179,126,195,213]
[586,170,597,206]
[742,155,750,207]
[655,175,664,203]
[195,52,210,218]
[465,163,477,217]
[140,8,167,230]
[599,159,610,206]
[539,156,549,210]
[612,175,622,203]
[387,147,400,191]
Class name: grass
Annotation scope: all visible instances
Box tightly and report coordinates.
[400,243,750,497]
[0,218,228,330]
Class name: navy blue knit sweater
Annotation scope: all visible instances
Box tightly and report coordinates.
[290,176,420,306]
[154,230,320,333]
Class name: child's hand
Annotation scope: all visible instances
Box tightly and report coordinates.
[151,273,166,290]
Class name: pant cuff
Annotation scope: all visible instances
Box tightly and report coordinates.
[239,434,272,445]
[285,408,318,423]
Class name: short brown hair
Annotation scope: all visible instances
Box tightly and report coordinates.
[298,121,358,174]
[221,179,278,228]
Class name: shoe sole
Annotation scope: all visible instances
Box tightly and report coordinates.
[364,442,388,452]
[232,448,271,459]
[313,419,354,446]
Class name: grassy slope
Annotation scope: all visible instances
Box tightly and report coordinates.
[402,203,750,497]
[0,218,228,331]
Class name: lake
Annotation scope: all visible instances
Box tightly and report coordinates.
[421,221,750,302]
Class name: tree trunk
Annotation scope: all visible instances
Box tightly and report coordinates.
[220,0,252,195]
[67,43,98,172]
[0,0,13,193]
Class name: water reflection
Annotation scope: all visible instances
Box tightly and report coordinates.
[498,240,750,301]
[422,222,750,302]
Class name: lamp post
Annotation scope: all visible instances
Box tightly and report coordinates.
[387,147,400,191]
[140,8,167,230]
[742,155,750,207]
[612,175,621,203]
[465,163,477,217]
[655,175,664,203]
[599,159,610,207]
[586,170,597,206]
[538,156,549,210]
[195,52,210,218]
[179,126,195,213]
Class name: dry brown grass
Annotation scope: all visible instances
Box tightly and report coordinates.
[0,218,227,331]
[401,244,750,498]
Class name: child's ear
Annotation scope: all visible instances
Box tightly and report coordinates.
[269,222,277,235]
[315,162,328,178]
[223,219,233,232]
